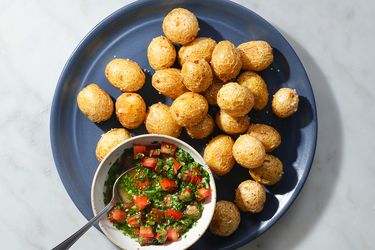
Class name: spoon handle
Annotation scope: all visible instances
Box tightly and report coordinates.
[52,202,113,250]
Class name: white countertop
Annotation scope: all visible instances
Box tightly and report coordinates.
[1,0,374,249]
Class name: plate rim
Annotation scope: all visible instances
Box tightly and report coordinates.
[50,0,318,249]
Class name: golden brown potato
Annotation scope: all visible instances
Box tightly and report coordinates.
[235,180,266,213]
[209,200,241,236]
[170,92,208,127]
[272,88,299,118]
[233,134,265,169]
[203,135,235,176]
[238,41,273,71]
[247,124,281,152]
[77,83,113,123]
[217,82,254,117]
[147,36,176,70]
[216,110,249,134]
[95,128,131,161]
[185,114,214,139]
[162,8,199,45]
[237,71,269,110]
[203,78,223,106]
[152,68,188,99]
[181,59,213,93]
[115,93,146,129]
[178,37,217,65]
[105,59,145,92]
[145,103,182,137]
[249,154,283,185]
[211,40,242,82]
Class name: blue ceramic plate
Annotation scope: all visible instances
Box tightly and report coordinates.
[50,0,317,249]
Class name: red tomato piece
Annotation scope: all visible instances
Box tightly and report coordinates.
[167,228,180,242]
[189,168,202,184]
[127,215,139,227]
[136,178,149,188]
[197,187,211,201]
[148,208,163,222]
[161,142,177,155]
[133,227,140,236]
[133,195,151,210]
[141,157,157,168]
[133,145,146,157]
[171,158,182,174]
[108,209,126,222]
[140,226,154,238]
[149,149,161,156]
[164,209,183,221]
[160,178,177,192]
[180,169,191,182]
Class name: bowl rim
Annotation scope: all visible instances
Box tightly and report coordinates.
[90,134,217,250]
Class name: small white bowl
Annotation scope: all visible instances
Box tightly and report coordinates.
[91,134,217,250]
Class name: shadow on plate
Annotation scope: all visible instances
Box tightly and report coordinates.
[242,30,343,250]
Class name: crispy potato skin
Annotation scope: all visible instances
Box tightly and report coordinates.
[77,83,113,123]
[162,8,199,45]
[216,110,249,134]
[152,68,188,99]
[204,135,235,176]
[238,41,273,71]
[209,200,241,236]
[217,82,254,117]
[145,102,182,138]
[235,180,266,213]
[147,36,176,70]
[272,88,299,118]
[115,93,146,129]
[233,134,266,169]
[170,92,208,127]
[203,78,223,106]
[249,154,283,185]
[211,40,242,82]
[247,123,281,152]
[185,114,215,139]
[181,59,213,93]
[238,71,269,110]
[178,37,217,65]
[105,59,145,92]
[95,128,131,161]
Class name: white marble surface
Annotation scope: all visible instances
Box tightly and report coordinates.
[0,0,374,249]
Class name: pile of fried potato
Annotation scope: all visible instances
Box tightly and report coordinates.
[76,7,300,237]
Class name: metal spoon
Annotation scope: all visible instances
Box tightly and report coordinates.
[52,167,136,250]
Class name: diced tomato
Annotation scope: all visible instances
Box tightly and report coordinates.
[136,178,149,188]
[148,208,163,222]
[180,169,191,182]
[197,187,211,201]
[133,227,140,236]
[164,209,183,221]
[149,149,161,156]
[127,215,139,227]
[167,228,180,242]
[108,209,126,222]
[140,226,154,238]
[160,178,177,192]
[133,195,151,210]
[171,158,181,174]
[179,187,192,201]
[189,168,202,184]
[161,142,177,155]
[141,157,157,168]
[133,145,146,157]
